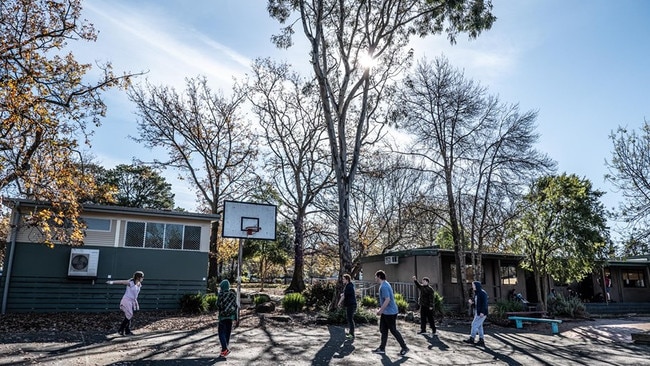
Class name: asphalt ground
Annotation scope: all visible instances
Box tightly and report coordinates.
[1,316,649,365]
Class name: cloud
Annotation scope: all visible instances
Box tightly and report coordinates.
[82,2,251,88]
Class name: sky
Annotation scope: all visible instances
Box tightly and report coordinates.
[74,0,650,239]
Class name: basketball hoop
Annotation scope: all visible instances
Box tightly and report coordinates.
[244,226,260,236]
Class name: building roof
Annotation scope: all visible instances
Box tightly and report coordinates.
[359,246,524,263]
[4,198,220,222]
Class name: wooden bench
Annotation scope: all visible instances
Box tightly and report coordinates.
[508,316,562,334]
[505,311,547,318]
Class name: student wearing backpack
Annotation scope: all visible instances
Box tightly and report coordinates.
[217,279,238,358]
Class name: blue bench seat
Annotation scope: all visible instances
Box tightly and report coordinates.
[508,316,562,334]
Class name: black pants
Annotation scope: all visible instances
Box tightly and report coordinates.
[379,314,406,349]
[420,306,436,333]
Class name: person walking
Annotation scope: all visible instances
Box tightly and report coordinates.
[463,281,488,347]
[338,273,358,340]
[373,270,409,356]
[217,279,238,358]
[107,270,144,336]
[412,275,437,336]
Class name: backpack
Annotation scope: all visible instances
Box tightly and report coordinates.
[219,290,237,318]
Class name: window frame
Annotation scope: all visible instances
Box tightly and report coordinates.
[124,221,202,251]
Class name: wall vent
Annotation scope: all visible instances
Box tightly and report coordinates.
[384,255,399,265]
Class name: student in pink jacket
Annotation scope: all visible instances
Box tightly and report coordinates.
[107,271,144,335]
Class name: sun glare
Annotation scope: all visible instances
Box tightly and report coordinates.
[358,52,378,69]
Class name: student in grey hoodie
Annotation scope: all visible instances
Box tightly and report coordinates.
[463,281,488,347]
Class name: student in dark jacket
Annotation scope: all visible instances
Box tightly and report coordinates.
[338,273,357,339]
[463,281,488,347]
[412,276,437,336]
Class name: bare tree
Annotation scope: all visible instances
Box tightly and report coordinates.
[267,0,496,290]
[128,77,258,277]
[396,57,554,307]
[606,121,650,243]
[349,152,432,271]
[245,58,334,292]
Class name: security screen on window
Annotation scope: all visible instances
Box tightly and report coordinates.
[124,221,201,251]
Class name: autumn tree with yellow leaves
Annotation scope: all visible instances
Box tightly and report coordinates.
[1,0,136,245]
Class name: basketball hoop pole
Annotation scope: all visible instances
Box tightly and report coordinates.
[237,226,259,323]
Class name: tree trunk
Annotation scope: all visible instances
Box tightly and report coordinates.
[208,221,220,278]
[286,215,306,293]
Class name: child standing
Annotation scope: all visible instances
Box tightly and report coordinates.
[107,271,144,336]
[217,279,238,358]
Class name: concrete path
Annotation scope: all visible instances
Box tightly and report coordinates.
[1,317,649,365]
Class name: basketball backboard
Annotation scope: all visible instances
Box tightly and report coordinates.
[221,200,277,240]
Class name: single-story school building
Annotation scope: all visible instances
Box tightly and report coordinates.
[1,198,219,313]
[359,247,526,311]
[359,247,650,313]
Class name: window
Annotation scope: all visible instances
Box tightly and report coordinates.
[501,265,518,285]
[450,263,485,284]
[622,270,646,288]
[165,224,183,249]
[125,221,201,251]
[125,222,146,247]
[183,226,201,250]
[83,218,111,232]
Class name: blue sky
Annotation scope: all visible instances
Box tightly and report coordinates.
[76,0,649,237]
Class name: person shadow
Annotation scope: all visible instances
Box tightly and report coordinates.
[425,334,450,351]
[312,325,355,365]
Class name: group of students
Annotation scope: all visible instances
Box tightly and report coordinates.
[108,269,489,359]
[338,270,488,356]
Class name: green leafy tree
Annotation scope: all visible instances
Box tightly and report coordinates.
[267,0,496,302]
[512,174,609,310]
[100,164,175,209]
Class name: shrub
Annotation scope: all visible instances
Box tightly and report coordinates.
[433,291,446,316]
[493,299,524,318]
[282,293,306,313]
[361,295,378,308]
[179,292,207,313]
[325,307,378,324]
[253,294,271,305]
[394,293,408,314]
[548,294,587,318]
[304,281,337,310]
[205,293,218,311]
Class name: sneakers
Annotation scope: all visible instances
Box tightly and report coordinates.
[475,339,485,347]
[399,348,410,356]
[220,349,231,357]
[463,337,475,345]
[417,330,427,334]
[372,347,385,354]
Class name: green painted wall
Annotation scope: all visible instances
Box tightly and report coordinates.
[1,243,209,313]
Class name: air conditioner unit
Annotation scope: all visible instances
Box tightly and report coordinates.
[68,248,100,278]
[384,255,399,265]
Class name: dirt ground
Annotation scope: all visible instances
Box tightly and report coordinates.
[1,310,650,365]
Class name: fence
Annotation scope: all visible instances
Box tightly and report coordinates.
[356,281,418,303]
